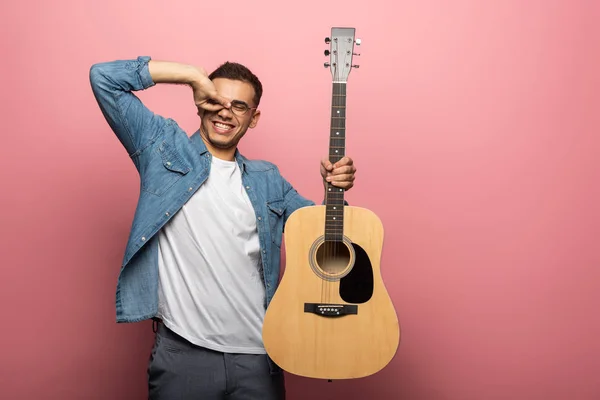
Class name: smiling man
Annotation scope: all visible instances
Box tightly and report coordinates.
[89,56,356,400]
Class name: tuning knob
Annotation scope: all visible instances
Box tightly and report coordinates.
[355,38,362,45]
[324,62,330,68]
[352,65,360,68]
[324,50,330,56]
[325,37,331,44]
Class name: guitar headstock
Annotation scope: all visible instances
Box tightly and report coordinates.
[324,27,361,82]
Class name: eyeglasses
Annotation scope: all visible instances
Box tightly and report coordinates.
[206,99,257,116]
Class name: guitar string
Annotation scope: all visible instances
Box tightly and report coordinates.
[331,59,341,306]
[325,40,349,306]
[326,50,336,306]
[329,59,338,306]
[324,57,334,306]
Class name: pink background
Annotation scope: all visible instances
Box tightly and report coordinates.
[2,0,599,399]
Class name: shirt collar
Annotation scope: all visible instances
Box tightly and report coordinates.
[190,129,247,173]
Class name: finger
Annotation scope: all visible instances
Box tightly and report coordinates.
[331,165,356,176]
[321,158,333,172]
[333,157,353,168]
[198,103,224,112]
[197,97,225,112]
[326,173,355,183]
[321,167,329,180]
[213,94,231,109]
[197,93,232,111]
[329,180,354,189]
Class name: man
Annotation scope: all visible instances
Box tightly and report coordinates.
[89,56,357,399]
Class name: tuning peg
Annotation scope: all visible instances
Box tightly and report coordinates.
[352,65,360,68]
[355,38,361,45]
[324,50,330,56]
[325,37,331,44]
[324,62,330,68]
[353,52,361,56]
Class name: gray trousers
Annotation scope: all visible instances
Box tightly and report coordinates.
[148,323,286,400]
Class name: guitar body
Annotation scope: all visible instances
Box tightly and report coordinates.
[262,205,400,379]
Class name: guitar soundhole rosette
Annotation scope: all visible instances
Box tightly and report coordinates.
[309,235,356,281]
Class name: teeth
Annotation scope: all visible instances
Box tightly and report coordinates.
[215,122,233,130]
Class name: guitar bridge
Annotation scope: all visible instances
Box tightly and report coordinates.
[304,303,358,317]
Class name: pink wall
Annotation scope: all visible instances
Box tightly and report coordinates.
[2,1,599,399]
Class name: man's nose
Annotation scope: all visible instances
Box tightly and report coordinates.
[217,106,233,119]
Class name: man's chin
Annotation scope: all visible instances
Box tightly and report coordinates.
[207,134,236,150]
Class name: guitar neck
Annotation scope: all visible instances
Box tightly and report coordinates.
[325,82,347,242]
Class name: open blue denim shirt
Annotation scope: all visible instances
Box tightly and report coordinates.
[89,56,316,326]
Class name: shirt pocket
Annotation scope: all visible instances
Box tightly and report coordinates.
[141,140,191,196]
[267,199,286,247]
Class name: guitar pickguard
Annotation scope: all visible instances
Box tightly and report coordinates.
[339,243,374,304]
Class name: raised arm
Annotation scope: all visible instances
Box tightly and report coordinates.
[89,56,230,156]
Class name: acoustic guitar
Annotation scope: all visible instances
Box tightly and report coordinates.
[262,27,400,380]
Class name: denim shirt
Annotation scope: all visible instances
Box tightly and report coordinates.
[89,56,315,324]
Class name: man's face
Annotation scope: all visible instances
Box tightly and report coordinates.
[198,78,261,154]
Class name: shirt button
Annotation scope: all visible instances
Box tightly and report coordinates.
[165,212,170,216]
[263,249,266,253]
[166,161,171,166]
[141,237,146,241]
[188,187,193,192]
[245,186,250,189]
[258,217,262,221]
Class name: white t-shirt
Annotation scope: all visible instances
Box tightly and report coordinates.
[156,156,266,354]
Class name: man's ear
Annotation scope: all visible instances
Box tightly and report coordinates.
[249,109,261,129]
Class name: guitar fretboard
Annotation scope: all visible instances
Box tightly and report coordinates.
[325,82,346,242]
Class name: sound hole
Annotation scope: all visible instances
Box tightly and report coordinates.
[316,241,351,275]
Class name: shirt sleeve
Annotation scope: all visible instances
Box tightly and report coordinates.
[281,175,316,224]
[89,56,166,157]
